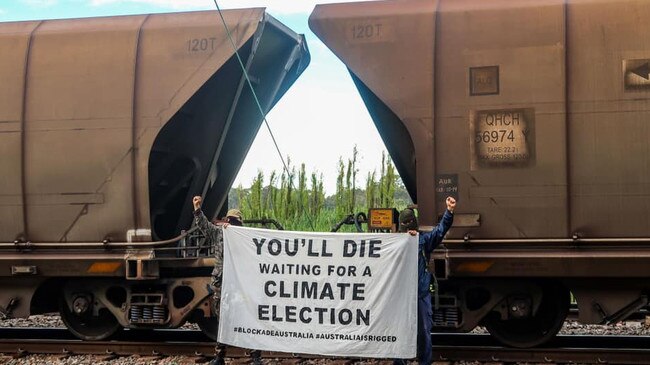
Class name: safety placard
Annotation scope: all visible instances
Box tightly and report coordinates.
[368,208,395,230]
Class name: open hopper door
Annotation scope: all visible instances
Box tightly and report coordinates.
[309,0,437,219]
[149,14,310,240]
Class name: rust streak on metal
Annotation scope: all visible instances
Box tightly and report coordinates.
[19,21,44,242]
[130,15,150,231]
[564,0,572,238]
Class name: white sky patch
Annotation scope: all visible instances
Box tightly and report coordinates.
[0,9,5,14]
[309,39,332,54]
[234,67,387,195]
[89,0,381,14]
[22,0,57,7]
[89,0,207,10]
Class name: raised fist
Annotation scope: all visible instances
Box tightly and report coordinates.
[193,196,202,211]
[446,196,456,212]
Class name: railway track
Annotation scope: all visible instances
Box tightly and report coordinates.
[434,333,650,364]
[2,328,650,364]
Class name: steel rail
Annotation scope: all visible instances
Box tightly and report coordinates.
[0,328,217,357]
[2,329,650,364]
[0,328,300,358]
[434,333,650,364]
[435,345,650,364]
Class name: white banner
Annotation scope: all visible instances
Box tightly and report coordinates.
[218,226,417,358]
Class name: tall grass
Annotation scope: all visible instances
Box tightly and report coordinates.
[232,149,410,231]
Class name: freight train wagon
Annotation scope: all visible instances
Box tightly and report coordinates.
[311,0,650,347]
[0,9,309,340]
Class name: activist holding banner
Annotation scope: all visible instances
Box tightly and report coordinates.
[395,196,456,365]
[191,196,262,365]
[218,216,419,358]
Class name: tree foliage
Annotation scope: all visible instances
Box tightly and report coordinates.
[230,149,410,231]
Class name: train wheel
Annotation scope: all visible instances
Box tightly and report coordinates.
[484,282,569,348]
[59,293,121,341]
[197,316,219,341]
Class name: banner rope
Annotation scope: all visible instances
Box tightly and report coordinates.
[212,0,315,231]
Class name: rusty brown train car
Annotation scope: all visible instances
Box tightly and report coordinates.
[311,0,650,347]
[0,9,309,340]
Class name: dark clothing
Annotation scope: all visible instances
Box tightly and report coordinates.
[417,209,454,297]
[396,209,454,365]
[417,209,453,364]
[417,294,434,364]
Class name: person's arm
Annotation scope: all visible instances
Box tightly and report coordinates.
[192,196,219,234]
[422,197,456,252]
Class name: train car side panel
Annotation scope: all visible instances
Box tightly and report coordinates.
[0,22,38,242]
[0,10,263,242]
[24,16,145,242]
[436,0,568,238]
[569,0,650,237]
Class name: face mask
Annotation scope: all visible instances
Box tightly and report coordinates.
[227,217,243,226]
[398,209,418,232]
[399,219,418,232]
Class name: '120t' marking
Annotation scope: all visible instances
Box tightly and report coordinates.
[187,37,217,53]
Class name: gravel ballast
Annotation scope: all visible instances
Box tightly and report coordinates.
[3,314,650,364]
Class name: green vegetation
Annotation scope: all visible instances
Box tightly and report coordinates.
[229,149,412,232]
